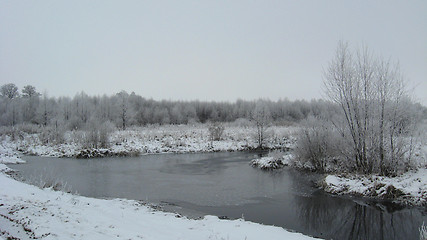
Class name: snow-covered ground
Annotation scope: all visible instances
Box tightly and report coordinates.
[323,169,427,206]
[0,143,25,164]
[321,133,427,206]
[0,163,318,240]
[2,124,297,158]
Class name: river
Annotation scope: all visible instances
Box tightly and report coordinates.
[8,152,427,240]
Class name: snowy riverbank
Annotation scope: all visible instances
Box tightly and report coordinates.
[0,162,318,240]
[1,124,296,158]
[322,169,427,206]
[321,140,427,206]
[0,144,25,164]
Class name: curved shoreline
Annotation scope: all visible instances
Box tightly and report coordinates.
[0,164,318,240]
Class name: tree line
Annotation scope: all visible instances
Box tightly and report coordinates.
[0,83,338,130]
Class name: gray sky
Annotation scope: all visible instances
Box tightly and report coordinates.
[1,1,426,104]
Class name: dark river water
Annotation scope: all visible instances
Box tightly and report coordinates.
[8,152,427,240]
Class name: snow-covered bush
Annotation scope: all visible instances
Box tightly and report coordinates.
[83,120,116,149]
[294,116,344,172]
[38,126,65,145]
[251,157,284,170]
[16,123,40,134]
[208,122,225,141]
[250,151,292,170]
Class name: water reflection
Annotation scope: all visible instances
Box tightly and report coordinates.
[295,192,425,240]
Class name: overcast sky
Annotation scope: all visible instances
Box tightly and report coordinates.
[1,1,426,104]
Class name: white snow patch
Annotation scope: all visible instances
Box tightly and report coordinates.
[250,154,293,170]
[0,141,25,164]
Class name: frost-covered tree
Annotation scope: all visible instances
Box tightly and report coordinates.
[22,85,40,98]
[0,83,20,126]
[21,85,40,123]
[36,92,56,126]
[252,100,272,149]
[1,83,19,99]
[323,41,419,175]
[115,91,130,130]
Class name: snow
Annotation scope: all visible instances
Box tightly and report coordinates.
[322,136,427,206]
[0,164,318,240]
[250,154,293,170]
[0,142,25,164]
[323,168,427,206]
[3,124,296,158]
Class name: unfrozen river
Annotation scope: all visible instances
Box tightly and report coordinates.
[10,152,427,240]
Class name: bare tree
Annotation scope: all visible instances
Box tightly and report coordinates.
[116,91,130,130]
[21,85,40,123]
[37,92,55,126]
[323,41,418,175]
[0,83,20,126]
[252,100,272,149]
[1,83,19,99]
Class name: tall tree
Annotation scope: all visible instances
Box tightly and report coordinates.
[323,41,417,175]
[0,83,20,126]
[21,85,40,123]
[116,91,129,130]
[0,83,19,99]
[22,85,40,98]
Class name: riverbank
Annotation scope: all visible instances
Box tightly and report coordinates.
[321,169,427,206]
[0,162,318,240]
[320,141,427,207]
[248,141,427,207]
[1,124,296,158]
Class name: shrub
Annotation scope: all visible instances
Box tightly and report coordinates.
[294,116,344,172]
[83,120,116,149]
[38,126,65,144]
[208,122,225,142]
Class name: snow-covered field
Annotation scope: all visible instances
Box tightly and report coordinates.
[0,162,317,240]
[1,124,297,158]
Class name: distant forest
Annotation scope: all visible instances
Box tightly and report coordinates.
[0,83,425,130]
